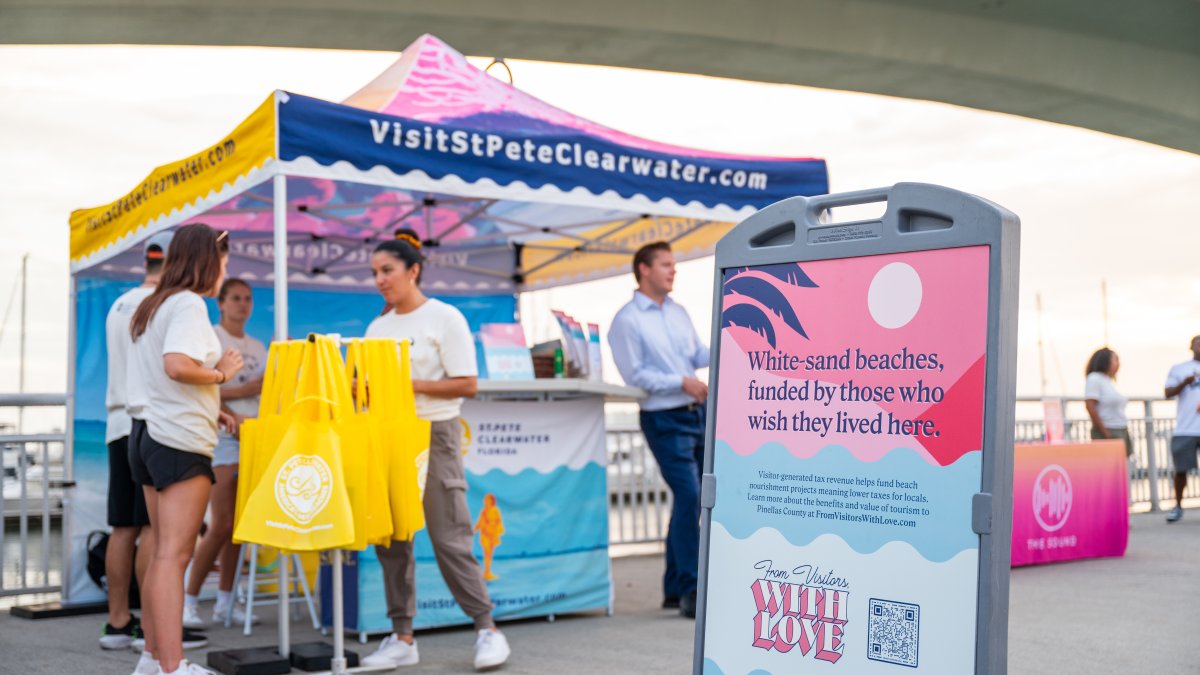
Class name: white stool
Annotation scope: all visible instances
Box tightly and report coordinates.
[226,543,321,636]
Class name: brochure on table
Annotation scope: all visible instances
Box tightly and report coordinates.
[480,323,536,380]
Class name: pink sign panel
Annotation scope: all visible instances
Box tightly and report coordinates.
[1011,440,1129,566]
[703,246,990,673]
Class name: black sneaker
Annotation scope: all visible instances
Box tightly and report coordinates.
[99,615,140,650]
[131,627,209,652]
[662,596,680,609]
[182,629,209,650]
[680,592,697,619]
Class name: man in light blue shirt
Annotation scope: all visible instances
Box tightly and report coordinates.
[608,241,710,618]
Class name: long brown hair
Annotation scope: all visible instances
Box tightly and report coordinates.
[130,223,228,340]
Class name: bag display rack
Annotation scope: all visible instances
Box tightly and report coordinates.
[211,333,426,675]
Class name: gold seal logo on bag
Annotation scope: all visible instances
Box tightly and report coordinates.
[275,454,334,525]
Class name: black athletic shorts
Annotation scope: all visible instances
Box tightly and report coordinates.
[107,436,150,528]
[128,419,216,491]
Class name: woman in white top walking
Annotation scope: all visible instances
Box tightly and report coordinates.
[1084,347,1131,457]
[360,230,511,671]
[182,278,266,629]
[127,223,243,675]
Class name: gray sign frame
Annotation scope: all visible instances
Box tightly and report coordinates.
[694,182,1019,674]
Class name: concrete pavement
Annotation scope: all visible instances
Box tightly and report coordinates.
[2,510,1198,674]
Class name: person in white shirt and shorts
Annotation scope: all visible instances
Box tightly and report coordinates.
[1164,335,1200,523]
[126,224,243,675]
[182,278,266,629]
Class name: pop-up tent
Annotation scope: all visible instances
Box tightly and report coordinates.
[64,34,828,608]
[70,34,827,297]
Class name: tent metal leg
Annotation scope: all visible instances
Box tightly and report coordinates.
[278,550,290,657]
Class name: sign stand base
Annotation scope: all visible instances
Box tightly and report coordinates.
[206,646,291,675]
[289,640,360,671]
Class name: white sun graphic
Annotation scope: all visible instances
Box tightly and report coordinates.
[868,262,923,329]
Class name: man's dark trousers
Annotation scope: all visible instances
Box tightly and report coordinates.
[639,404,706,600]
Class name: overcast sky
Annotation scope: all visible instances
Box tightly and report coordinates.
[0,45,1197,423]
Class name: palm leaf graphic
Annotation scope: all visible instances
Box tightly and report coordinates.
[722,303,776,347]
[724,276,809,340]
[724,263,816,288]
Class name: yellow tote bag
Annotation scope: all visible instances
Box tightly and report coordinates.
[346,339,395,546]
[233,340,356,551]
[376,338,428,541]
[232,417,258,541]
[319,336,372,551]
[236,339,305,536]
[234,340,282,536]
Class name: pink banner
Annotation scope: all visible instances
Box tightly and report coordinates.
[1011,440,1129,566]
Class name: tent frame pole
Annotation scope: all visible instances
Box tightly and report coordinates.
[272,172,291,658]
[62,274,78,602]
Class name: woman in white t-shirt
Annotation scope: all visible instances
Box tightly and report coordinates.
[1084,347,1131,456]
[182,278,266,629]
[127,223,243,675]
[360,230,510,671]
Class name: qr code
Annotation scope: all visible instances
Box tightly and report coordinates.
[867,598,919,667]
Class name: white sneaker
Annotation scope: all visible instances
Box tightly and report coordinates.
[157,659,217,674]
[132,651,158,675]
[474,629,510,670]
[181,603,208,630]
[361,633,419,667]
[213,603,260,626]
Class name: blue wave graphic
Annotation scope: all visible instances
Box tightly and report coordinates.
[354,547,611,631]
[712,442,980,562]
[412,463,609,561]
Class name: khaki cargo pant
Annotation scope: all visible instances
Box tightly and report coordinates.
[375,417,494,634]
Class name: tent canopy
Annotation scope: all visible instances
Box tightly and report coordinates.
[70,34,828,293]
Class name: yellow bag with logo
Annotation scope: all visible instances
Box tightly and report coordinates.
[233,338,355,551]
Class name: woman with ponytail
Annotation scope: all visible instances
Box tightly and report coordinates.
[126,223,243,675]
[360,229,511,671]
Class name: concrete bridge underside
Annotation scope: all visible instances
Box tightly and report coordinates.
[2,0,1197,154]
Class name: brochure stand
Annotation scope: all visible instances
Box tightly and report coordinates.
[695,183,1019,673]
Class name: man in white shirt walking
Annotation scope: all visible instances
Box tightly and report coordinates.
[608,241,710,618]
[1164,335,1200,523]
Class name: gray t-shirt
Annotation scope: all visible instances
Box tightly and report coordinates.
[214,323,267,419]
